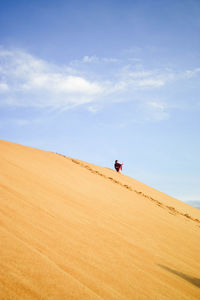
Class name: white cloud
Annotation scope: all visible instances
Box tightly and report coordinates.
[146,101,169,121]
[102,57,119,63]
[1,47,171,111]
[109,70,168,93]
[128,71,153,78]
[0,48,103,109]
[111,65,175,93]
[83,56,99,63]
[82,55,119,63]
[134,78,165,87]
[1,46,198,121]
[184,68,200,78]
[23,74,102,94]
[148,102,166,110]
[87,105,101,113]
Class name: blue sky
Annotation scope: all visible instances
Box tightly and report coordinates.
[0,0,200,206]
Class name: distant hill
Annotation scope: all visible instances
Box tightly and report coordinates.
[0,139,200,299]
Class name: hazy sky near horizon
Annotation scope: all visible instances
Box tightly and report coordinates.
[0,0,200,204]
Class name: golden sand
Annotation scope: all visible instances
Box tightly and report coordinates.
[0,140,199,299]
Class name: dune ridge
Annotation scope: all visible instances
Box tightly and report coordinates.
[57,153,200,225]
[0,139,200,300]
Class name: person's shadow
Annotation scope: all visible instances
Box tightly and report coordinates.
[158,264,200,288]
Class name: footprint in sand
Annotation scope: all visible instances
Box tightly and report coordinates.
[57,153,200,225]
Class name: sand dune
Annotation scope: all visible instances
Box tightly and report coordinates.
[0,139,200,299]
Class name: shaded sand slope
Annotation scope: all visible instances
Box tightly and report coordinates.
[0,140,200,300]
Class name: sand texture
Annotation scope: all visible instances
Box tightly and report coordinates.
[0,139,200,299]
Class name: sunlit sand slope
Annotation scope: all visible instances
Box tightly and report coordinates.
[0,140,200,300]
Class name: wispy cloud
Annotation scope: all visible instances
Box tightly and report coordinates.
[184,68,200,78]
[0,47,199,121]
[0,48,103,109]
[82,55,119,63]
[146,101,169,121]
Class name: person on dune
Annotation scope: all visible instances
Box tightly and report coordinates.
[114,160,123,172]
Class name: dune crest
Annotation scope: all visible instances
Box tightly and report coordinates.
[0,140,200,299]
[58,153,200,225]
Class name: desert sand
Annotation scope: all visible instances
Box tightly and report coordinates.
[0,139,200,299]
